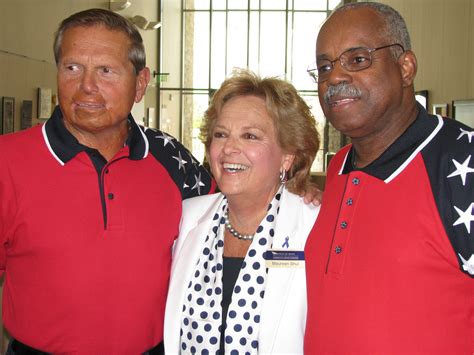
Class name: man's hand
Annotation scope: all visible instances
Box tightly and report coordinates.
[300,184,323,206]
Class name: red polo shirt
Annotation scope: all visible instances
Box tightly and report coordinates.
[305,108,474,354]
[0,106,214,353]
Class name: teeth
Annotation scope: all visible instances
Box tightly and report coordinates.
[330,97,357,106]
[223,163,248,172]
[77,103,102,108]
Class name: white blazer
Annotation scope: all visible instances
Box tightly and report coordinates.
[164,188,319,354]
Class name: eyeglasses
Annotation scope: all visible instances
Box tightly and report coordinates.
[307,43,404,83]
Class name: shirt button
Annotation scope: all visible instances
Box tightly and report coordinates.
[108,193,114,200]
[105,169,110,174]
[340,221,348,229]
[335,246,342,254]
[346,198,353,205]
[352,177,360,185]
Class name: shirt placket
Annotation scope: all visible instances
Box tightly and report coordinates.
[327,173,363,275]
[101,152,128,232]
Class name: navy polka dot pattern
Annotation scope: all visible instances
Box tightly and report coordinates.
[180,187,283,354]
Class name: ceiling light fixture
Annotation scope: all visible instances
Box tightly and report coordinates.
[147,21,162,30]
[130,15,161,30]
[109,0,131,11]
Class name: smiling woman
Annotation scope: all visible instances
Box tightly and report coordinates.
[208,95,290,205]
[164,69,320,354]
[201,69,320,195]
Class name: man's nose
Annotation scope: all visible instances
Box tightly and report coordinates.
[325,59,352,86]
[80,71,99,93]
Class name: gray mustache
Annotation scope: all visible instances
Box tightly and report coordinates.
[324,82,362,104]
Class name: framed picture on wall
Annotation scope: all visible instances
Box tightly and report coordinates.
[415,90,428,109]
[1,97,15,134]
[452,99,474,127]
[432,103,448,117]
[21,100,33,130]
[37,87,52,119]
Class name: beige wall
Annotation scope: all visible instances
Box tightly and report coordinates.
[372,0,474,116]
[0,0,159,131]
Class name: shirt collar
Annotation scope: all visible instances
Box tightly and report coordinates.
[340,104,443,182]
[42,106,149,165]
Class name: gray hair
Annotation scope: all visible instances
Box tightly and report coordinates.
[53,8,146,74]
[330,2,411,56]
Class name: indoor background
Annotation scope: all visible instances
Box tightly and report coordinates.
[0,0,474,349]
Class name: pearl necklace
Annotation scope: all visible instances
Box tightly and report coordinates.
[224,208,254,241]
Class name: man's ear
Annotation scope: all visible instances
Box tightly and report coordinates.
[135,67,151,103]
[399,50,417,88]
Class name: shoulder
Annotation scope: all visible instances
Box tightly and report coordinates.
[0,126,44,159]
[183,193,223,212]
[142,127,214,199]
[281,188,318,209]
[176,193,224,254]
[281,188,320,221]
[181,193,224,226]
[421,116,474,175]
[423,115,473,155]
[144,127,193,161]
[438,116,473,146]
[0,125,42,147]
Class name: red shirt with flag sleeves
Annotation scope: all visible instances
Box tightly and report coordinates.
[0,106,215,354]
[305,107,474,354]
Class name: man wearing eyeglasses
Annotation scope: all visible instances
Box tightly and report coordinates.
[304,2,473,354]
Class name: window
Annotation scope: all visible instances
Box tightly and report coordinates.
[160,0,340,171]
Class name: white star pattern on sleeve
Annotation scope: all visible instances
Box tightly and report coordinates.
[172,151,188,172]
[191,172,206,195]
[155,132,176,148]
[144,126,157,133]
[457,128,474,143]
[458,253,474,275]
[447,155,474,186]
[453,203,474,233]
[186,150,200,165]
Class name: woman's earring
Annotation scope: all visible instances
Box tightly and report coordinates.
[279,168,288,184]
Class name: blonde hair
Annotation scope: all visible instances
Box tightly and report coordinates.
[201,69,320,194]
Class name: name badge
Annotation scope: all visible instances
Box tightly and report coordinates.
[264,249,305,268]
